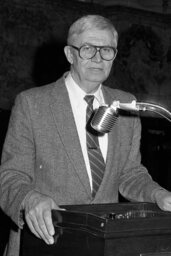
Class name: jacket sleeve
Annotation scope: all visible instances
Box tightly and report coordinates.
[118,115,165,202]
[0,93,36,227]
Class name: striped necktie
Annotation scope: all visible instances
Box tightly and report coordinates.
[84,95,106,197]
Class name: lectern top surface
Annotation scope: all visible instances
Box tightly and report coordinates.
[52,203,171,238]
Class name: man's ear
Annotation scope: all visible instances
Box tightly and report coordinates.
[64,46,74,64]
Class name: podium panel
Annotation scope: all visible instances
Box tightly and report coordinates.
[20,203,171,256]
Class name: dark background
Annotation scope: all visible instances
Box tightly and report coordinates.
[1,0,171,255]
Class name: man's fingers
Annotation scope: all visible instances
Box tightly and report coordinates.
[26,211,54,244]
[25,215,41,239]
[37,213,54,244]
[43,209,55,236]
[155,190,171,212]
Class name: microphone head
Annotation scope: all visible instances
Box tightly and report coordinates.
[91,105,118,133]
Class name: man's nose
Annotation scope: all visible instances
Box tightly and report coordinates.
[91,49,102,62]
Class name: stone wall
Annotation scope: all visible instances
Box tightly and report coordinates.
[1,0,171,112]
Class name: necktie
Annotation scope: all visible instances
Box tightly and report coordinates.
[84,95,106,197]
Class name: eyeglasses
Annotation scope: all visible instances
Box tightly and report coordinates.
[69,44,117,61]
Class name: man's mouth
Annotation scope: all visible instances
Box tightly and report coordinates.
[89,67,103,71]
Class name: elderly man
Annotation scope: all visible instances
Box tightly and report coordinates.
[1,14,171,256]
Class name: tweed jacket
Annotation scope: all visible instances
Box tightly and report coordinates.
[0,74,162,256]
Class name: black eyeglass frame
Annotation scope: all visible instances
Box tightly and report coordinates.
[69,44,118,61]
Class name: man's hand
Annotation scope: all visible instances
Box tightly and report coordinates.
[24,191,63,245]
[154,189,171,212]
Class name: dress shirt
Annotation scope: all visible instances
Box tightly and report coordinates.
[65,72,108,190]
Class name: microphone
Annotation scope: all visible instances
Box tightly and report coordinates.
[91,100,171,133]
[91,105,118,133]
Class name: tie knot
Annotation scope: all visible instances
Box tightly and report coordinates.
[84,95,94,106]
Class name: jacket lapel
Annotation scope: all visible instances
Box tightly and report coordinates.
[49,77,92,197]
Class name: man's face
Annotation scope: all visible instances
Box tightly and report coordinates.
[65,28,117,93]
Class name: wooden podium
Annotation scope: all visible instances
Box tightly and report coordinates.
[20,203,171,256]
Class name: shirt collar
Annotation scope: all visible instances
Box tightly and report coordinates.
[65,72,105,106]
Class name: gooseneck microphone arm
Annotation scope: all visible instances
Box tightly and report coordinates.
[91,100,171,133]
[116,100,171,121]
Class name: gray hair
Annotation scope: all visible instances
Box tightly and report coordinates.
[67,15,118,46]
